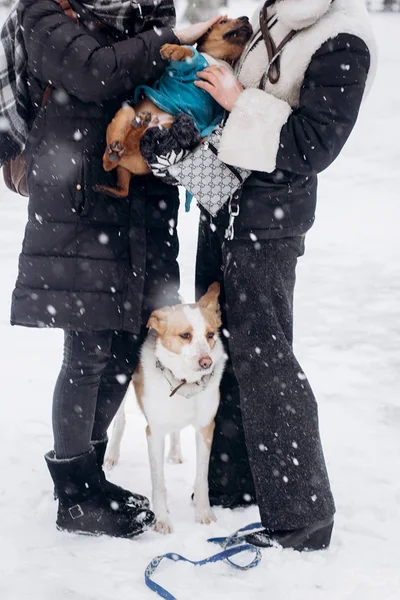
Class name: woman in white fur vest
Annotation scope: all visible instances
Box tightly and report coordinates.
[144,0,376,551]
[193,0,376,551]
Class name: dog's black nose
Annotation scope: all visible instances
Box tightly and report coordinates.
[239,16,249,22]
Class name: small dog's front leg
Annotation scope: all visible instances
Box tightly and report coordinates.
[194,421,216,525]
[102,105,136,172]
[147,427,172,533]
[160,44,195,62]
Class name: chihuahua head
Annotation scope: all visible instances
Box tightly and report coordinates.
[197,16,253,63]
[147,282,225,384]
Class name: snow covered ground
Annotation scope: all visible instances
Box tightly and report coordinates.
[1,6,400,600]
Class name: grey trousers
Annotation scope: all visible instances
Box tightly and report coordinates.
[196,215,335,530]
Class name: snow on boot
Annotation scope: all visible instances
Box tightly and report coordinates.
[91,439,150,509]
[45,449,155,538]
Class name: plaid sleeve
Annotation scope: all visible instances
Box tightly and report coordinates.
[135,0,176,32]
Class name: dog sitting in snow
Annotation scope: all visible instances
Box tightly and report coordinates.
[105,283,226,533]
[96,16,253,198]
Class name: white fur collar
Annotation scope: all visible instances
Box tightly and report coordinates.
[251,0,332,31]
[242,0,376,104]
[275,0,332,31]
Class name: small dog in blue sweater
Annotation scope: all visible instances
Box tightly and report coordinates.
[97,16,253,198]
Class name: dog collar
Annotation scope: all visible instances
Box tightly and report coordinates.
[155,360,214,399]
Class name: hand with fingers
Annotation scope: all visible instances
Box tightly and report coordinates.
[174,15,222,46]
[194,65,244,112]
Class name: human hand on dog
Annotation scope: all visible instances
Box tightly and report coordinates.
[174,15,222,46]
[194,65,243,112]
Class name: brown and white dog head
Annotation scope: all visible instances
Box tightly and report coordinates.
[197,16,253,63]
[147,283,225,383]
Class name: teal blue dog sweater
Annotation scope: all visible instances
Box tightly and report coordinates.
[133,47,227,137]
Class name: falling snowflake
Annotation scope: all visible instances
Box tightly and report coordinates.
[98,233,109,245]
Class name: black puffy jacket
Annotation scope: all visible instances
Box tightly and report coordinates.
[11,0,180,332]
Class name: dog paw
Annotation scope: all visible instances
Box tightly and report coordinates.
[105,140,125,163]
[167,451,183,465]
[104,455,119,470]
[195,507,217,525]
[160,44,194,62]
[167,448,183,465]
[132,111,152,130]
[154,518,173,534]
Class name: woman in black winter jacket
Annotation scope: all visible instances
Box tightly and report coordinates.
[145,0,376,550]
[8,0,218,538]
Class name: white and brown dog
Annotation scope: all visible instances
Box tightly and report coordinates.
[105,283,226,533]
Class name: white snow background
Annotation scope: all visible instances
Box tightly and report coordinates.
[0,3,399,600]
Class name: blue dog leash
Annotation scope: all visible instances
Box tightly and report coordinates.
[144,522,263,600]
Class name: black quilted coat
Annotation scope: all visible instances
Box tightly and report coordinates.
[11,0,180,332]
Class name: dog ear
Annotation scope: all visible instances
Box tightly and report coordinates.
[199,282,221,312]
[147,309,168,334]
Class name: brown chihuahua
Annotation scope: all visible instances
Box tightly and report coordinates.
[96,16,252,198]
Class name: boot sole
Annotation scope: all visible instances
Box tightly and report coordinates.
[56,518,155,539]
[246,518,334,551]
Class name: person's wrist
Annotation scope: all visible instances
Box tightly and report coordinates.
[225,87,243,112]
[171,28,182,44]
[233,88,244,108]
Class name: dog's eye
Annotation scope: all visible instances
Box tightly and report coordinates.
[180,332,192,340]
[207,332,215,339]
[219,19,227,24]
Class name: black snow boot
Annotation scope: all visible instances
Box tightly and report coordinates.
[92,439,150,509]
[45,449,155,538]
[245,516,334,551]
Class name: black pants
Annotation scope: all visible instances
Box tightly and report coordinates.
[51,181,180,460]
[196,216,335,530]
[52,329,145,458]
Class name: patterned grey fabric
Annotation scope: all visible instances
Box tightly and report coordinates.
[168,127,251,217]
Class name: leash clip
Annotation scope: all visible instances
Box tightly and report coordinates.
[225,193,241,241]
